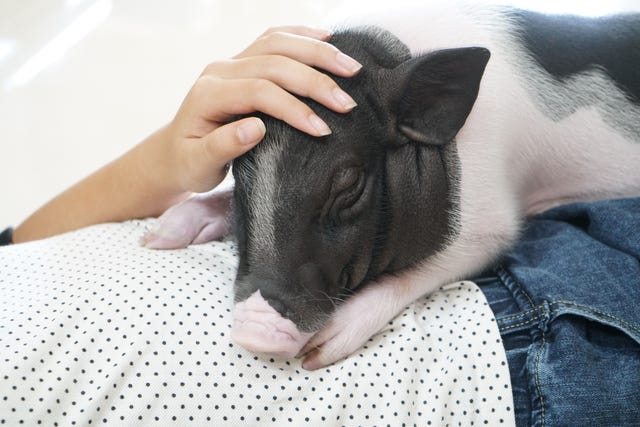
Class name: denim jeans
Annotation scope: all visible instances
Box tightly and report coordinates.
[477,197,640,426]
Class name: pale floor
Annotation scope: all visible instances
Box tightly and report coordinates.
[0,0,637,228]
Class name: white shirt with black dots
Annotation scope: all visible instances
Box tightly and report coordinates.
[0,220,514,426]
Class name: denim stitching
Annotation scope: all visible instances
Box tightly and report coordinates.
[534,334,547,427]
[498,313,545,332]
[497,298,639,426]
[516,282,535,309]
[489,266,639,427]
[496,266,536,309]
[551,300,640,336]
[496,306,540,322]
[491,294,640,337]
[533,303,549,427]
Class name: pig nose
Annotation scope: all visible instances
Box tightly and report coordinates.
[234,273,298,320]
[261,294,292,320]
[231,290,315,359]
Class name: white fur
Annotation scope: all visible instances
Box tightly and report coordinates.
[245,137,284,262]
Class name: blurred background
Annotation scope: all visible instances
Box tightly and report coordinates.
[1,0,638,228]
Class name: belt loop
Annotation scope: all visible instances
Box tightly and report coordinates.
[538,301,552,335]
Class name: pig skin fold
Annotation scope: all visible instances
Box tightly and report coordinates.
[231,290,315,359]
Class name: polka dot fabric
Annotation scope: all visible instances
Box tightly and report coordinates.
[0,220,514,426]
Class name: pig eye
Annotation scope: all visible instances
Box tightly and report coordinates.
[332,167,360,192]
[329,166,366,219]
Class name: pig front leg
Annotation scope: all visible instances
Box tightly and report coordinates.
[299,231,516,370]
[299,269,442,370]
[141,188,233,249]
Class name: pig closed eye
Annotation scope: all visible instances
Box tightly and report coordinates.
[328,167,367,221]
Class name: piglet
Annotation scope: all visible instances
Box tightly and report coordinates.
[144,3,640,369]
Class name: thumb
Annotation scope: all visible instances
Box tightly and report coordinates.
[183,117,266,193]
[203,116,266,165]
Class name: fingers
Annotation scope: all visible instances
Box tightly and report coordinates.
[205,55,357,113]
[235,30,362,77]
[195,76,333,137]
[257,25,333,41]
[192,25,362,138]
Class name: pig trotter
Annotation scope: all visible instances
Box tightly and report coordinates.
[141,189,232,249]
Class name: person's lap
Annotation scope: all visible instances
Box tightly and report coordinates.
[3,197,636,426]
[477,197,640,427]
[0,219,512,426]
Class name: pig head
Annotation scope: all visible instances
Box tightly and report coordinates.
[229,27,490,358]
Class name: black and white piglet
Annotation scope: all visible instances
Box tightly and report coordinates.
[143,3,640,369]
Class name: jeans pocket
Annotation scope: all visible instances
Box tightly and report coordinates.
[551,301,640,347]
[529,305,640,427]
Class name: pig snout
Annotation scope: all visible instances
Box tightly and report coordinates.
[231,290,315,358]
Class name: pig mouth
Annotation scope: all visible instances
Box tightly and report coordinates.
[231,290,316,359]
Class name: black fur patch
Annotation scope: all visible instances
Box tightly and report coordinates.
[511,9,640,104]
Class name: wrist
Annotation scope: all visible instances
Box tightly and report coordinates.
[136,125,186,193]
[122,126,191,216]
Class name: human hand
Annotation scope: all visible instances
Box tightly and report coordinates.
[160,25,362,194]
[14,26,363,244]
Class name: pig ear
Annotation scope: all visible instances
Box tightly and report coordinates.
[390,47,490,145]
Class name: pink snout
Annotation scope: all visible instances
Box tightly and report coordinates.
[231,290,315,359]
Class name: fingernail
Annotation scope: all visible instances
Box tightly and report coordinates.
[332,87,357,110]
[335,52,362,74]
[237,118,266,145]
[308,114,332,136]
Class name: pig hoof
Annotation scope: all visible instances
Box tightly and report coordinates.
[140,190,233,249]
[231,291,314,359]
[141,220,228,249]
[298,293,389,370]
[140,227,191,249]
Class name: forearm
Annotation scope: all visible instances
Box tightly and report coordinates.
[13,127,189,243]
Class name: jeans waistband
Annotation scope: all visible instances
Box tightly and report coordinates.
[475,272,548,336]
[478,266,640,346]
